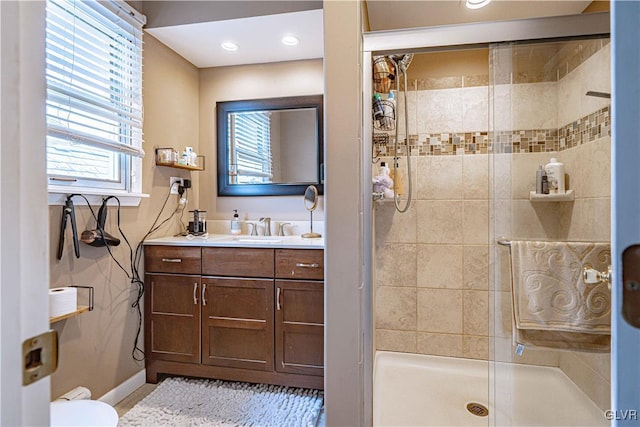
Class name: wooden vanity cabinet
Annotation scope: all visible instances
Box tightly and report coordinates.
[275,249,324,377]
[144,245,324,389]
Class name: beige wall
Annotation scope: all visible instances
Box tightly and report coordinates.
[198,59,324,224]
[49,33,199,399]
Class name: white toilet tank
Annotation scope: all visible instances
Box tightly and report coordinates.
[50,400,118,427]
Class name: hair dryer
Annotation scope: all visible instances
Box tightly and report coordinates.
[81,198,120,247]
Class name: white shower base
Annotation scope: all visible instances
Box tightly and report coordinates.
[373,351,607,427]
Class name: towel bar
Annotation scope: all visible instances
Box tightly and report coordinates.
[497,239,511,247]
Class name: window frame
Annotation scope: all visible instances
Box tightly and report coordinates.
[45,0,147,206]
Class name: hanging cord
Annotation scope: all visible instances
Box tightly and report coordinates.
[392,59,413,213]
[130,182,185,361]
[68,182,183,361]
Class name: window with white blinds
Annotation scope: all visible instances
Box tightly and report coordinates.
[45,0,145,192]
[229,111,273,184]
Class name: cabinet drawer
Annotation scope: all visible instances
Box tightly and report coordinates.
[276,249,324,280]
[202,247,274,277]
[145,246,201,274]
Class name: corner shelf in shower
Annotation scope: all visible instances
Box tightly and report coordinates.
[529,189,574,202]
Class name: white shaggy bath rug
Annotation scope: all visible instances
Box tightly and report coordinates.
[118,376,324,427]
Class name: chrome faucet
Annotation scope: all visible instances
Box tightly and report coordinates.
[247,222,258,236]
[259,217,271,236]
[277,222,290,236]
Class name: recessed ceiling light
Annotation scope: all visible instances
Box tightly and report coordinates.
[221,41,239,52]
[281,35,300,46]
[466,0,491,9]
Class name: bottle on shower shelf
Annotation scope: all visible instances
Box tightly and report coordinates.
[372,93,384,123]
[380,91,396,130]
[535,165,546,194]
[373,161,394,199]
[545,157,565,194]
[389,160,403,196]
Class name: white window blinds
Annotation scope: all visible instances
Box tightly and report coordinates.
[45,0,145,185]
[229,111,273,184]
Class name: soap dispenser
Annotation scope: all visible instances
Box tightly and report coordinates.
[230,210,241,235]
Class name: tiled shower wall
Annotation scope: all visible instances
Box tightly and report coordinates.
[374,40,611,409]
[374,153,491,359]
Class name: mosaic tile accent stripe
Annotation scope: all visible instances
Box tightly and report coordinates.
[373,106,610,157]
[558,106,611,150]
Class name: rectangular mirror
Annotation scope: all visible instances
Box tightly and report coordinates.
[217,95,324,196]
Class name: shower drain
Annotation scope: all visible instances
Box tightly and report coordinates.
[466,402,489,417]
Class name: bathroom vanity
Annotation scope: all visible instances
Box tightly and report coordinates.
[143,235,324,390]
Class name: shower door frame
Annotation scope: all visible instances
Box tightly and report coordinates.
[362,12,610,425]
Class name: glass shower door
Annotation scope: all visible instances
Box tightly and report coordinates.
[489,37,611,426]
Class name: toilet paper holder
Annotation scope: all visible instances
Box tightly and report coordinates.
[50,285,95,324]
[69,285,94,312]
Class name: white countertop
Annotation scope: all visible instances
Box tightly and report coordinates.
[144,234,324,249]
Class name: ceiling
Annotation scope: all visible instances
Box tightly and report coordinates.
[146,9,324,68]
[145,1,595,69]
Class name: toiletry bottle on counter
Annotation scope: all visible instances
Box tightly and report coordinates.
[230,209,241,235]
[545,158,565,193]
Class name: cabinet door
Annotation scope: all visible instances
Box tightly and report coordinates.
[145,273,201,363]
[201,277,274,371]
[275,280,324,376]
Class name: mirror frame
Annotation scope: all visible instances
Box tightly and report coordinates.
[217,95,324,196]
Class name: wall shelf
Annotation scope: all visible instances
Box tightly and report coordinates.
[155,148,205,171]
[49,285,94,324]
[155,161,204,171]
[50,306,90,324]
[529,189,574,202]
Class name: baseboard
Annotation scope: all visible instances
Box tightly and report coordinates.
[98,369,146,406]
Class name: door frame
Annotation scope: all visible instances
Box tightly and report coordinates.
[1,1,51,425]
[611,1,640,424]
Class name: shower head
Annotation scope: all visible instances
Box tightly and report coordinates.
[389,54,413,74]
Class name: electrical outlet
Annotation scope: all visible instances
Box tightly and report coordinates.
[170,177,183,194]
